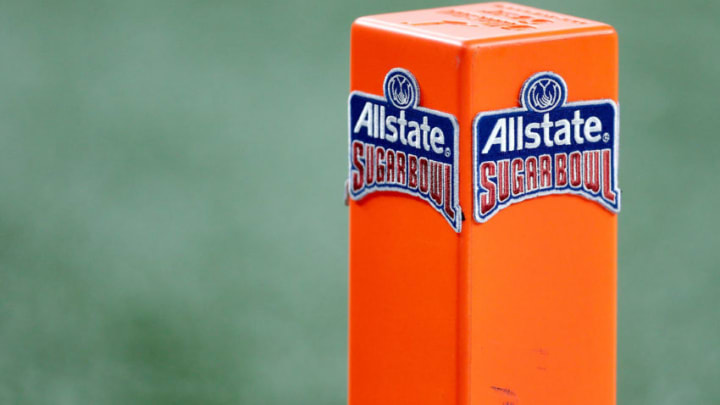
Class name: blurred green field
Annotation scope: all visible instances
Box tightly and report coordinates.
[0,0,718,404]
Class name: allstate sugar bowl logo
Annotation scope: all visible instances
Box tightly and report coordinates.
[473,72,620,223]
[348,68,461,232]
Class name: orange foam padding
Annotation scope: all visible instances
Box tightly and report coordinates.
[348,3,617,405]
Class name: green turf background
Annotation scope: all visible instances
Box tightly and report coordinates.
[0,0,717,403]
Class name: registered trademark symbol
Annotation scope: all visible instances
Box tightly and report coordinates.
[602,133,610,143]
[445,147,451,157]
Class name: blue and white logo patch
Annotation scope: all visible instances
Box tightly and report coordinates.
[473,72,620,222]
[348,68,461,232]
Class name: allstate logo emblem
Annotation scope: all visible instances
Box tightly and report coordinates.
[521,72,567,113]
[383,68,419,109]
